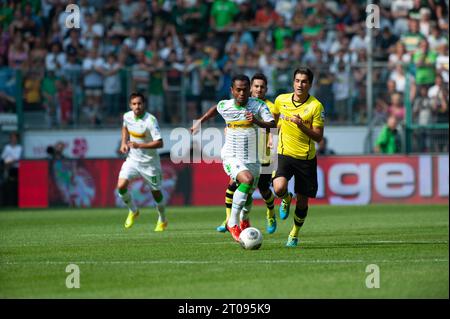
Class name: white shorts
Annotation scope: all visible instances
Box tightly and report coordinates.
[222,157,260,191]
[118,159,162,191]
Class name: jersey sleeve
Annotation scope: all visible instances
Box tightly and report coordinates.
[149,116,162,141]
[122,113,127,128]
[258,101,274,122]
[312,102,325,128]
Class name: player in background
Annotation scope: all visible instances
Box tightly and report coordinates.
[272,68,325,247]
[196,74,275,241]
[190,73,278,234]
[117,92,168,232]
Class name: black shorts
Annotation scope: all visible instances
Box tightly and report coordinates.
[273,154,318,198]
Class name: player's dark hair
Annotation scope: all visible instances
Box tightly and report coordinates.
[129,92,146,103]
[293,67,314,84]
[251,73,268,86]
[231,74,250,88]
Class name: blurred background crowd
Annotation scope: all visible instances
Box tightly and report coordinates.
[0,0,448,142]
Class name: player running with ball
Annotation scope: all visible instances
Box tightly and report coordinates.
[216,74,275,241]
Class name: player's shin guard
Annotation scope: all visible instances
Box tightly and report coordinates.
[228,183,251,228]
[290,207,308,238]
[262,191,275,218]
[225,183,237,221]
[118,188,137,213]
[154,193,166,222]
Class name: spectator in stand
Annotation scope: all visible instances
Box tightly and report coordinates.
[233,1,255,28]
[418,7,433,37]
[45,41,66,77]
[82,48,104,111]
[100,53,122,118]
[163,50,184,123]
[63,29,85,58]
[56,78,73,126]
[23,68,43,111]
[119,0,140,26]
[400,18,425,53]
[413,85,434,151]
[428,74,446,99]
[108,11,128,38]
[389,63,407,94]
[388,42,411,70]
[428,23,448,51]
[412,39,438,87]
[8,33,28,69]
[374,115,402,154]
[209,0,239,31]
[390,0,414,36]
[1,132,22,206]
[435,43,449,83]
[123,27,146,59]
[254,1,280,29]
[148,53,165,121]
[388,92,406,123]
[225,21,255,51]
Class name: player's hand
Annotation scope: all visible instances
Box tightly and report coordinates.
[290,114,304,127]
[127,141,139,149]
[120,143,129,154]
[245,111,255,123]
[190,120,201,135]
[267,133,273,149]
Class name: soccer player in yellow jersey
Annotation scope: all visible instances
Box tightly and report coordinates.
[272,68,325,247]
[190,73,278,234]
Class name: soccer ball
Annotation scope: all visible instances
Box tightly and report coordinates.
[239,227,263,250]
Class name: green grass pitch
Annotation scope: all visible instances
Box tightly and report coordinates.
[0,204,448,298]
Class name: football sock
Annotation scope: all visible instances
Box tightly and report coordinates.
[289,207,308,238]
[228,183,251,228]
[118,188,137,213]
[240,195,253,221]
[262,191,275,218]
[225,183,237,222]
[154,192,166,223]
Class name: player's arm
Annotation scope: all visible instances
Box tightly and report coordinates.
[120,126,130,154]
[128,139,163,149]
[190,104,218,134]
[289,115,324,143]
[245,111,276,128]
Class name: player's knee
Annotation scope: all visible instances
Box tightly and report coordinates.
[238,172,254,185]
[274,188,286,198]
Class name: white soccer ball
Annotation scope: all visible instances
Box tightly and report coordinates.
[239,227,263,250]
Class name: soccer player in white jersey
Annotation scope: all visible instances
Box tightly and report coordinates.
[216,74,276,242]
[117,92,168,232]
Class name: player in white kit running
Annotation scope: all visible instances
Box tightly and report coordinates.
[117,92,168,232]
[216,74,276,242]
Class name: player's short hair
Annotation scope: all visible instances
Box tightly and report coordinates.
[251,73,268,86]
[231,74,250,88]
[129,92,146,103]
[293,68,314,85]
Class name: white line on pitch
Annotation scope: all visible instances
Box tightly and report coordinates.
[1,258,448,266]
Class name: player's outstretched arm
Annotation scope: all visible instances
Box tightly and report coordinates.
[190,104,218,134]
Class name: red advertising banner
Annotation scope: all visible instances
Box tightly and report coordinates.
[19,155,448,208]
[19,158,192,208]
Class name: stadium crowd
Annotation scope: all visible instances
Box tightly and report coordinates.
[0,0,448,140]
